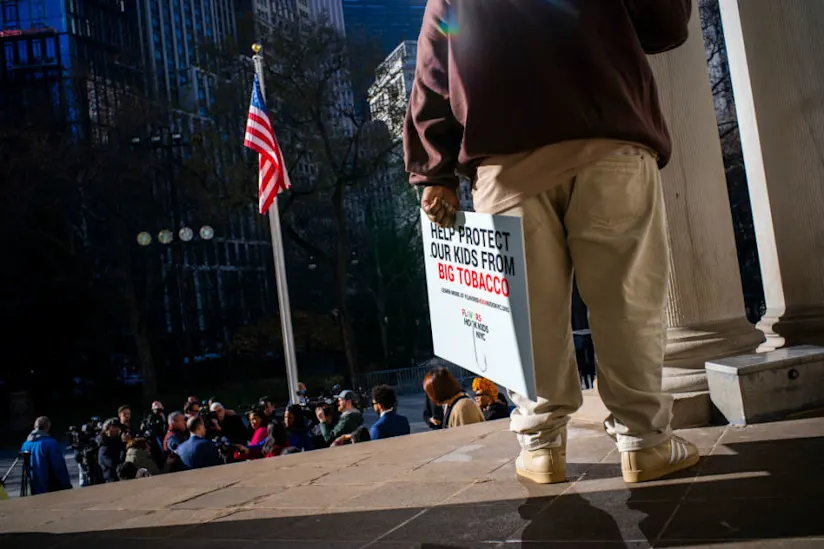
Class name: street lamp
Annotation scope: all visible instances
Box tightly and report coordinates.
[308,256,317,270]
[350,252,359,266]
[158,229,174,245]
[137,226,215,246]
[137,232,152,246]
[179,227,194,242]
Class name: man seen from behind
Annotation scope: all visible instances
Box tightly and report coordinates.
[20,416,72,495]
[176,416,222,470]
[404,0,699,484]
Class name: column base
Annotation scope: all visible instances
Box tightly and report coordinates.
[757,305,824,352]
[664,317,765,393]
[572,389,711,429]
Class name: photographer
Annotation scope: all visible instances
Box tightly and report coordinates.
[206,402,248,446]
[317,390,364,446]
[139,401,167,469]
[67,418,103,486]
[176,416,222,470]
[184,401,200,420]
[117,405,133,439]
[21,416,72,495]
[97,418,126,483]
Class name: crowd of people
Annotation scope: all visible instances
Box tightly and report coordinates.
[17,368,511,496]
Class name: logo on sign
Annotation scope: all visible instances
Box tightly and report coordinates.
[462,309,489,372]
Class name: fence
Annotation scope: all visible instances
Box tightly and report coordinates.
[357,361,596,395]
[355,360,476,396]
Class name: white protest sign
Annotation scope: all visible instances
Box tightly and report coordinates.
[420,210,536,400]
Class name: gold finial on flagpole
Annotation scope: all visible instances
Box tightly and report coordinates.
[251,43,262,54]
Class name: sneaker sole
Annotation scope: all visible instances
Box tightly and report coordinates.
[515,466,567,484]
[622,452,701,483]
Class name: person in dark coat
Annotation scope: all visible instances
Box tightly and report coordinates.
[283,405,312,451]
[207,402,249,445]
[97,418,126,483]
[20,416,72,495]
[423,393,444,430]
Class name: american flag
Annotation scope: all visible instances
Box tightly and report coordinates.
[244,73,290,214]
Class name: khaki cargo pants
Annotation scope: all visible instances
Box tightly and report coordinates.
[474,146,673,452]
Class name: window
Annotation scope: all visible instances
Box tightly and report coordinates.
[3,42,13,70]
[17,41,27,64]
[3,3,18,22]
[32,39,41,61]
[45,36,56,60]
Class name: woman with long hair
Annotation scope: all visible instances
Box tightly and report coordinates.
[261,420,289,457]
[283,405,312,451]
[423,367,484,429]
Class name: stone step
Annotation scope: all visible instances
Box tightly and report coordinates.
[706,345,824,425]
[572,388,711,429]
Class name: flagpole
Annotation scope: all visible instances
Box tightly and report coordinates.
[252,43,300,406]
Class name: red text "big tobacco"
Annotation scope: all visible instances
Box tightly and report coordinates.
[438,263,510,297]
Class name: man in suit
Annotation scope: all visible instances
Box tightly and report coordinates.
[176,416,222,470]
[369,385,411,441]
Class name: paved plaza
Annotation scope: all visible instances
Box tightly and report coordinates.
[1,415,823,548]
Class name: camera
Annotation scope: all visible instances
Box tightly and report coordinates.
[211,435,238,463]
[67,417,103,486]
[138,412,165,440]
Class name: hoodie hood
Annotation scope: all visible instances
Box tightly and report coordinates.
[26,429,51,442]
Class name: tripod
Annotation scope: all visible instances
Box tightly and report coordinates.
[1,451,33,497]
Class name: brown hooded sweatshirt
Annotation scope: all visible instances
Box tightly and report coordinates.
[404,0,692,196]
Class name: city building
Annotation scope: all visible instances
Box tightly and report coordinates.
[367,39,415,140]
[0,0,143,140]
[309,0,343,32]
[364,39,473,213]
[342,0,424,58]
[135,0,236,120]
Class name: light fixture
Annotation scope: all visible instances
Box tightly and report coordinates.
[350,251,359,266]
[179,227,194,242]
[130,137,141,144]
[137,232,152,246]
[308,256,317,270]
[199,225,214,240]
[151,135,161,143]
[158,229,174,245]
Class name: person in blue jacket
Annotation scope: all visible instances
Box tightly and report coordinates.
[20,416,72,495]
[369,385,410,441]
[176,415,223,470]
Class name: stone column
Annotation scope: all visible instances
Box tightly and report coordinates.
[574,0,764,427]
[647,1,764,398]
[719,0,824,351]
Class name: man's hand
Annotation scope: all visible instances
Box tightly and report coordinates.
[315,408,326,423]
[429,418,441,426]
[421,186,460,228]
[236,445,249,454]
